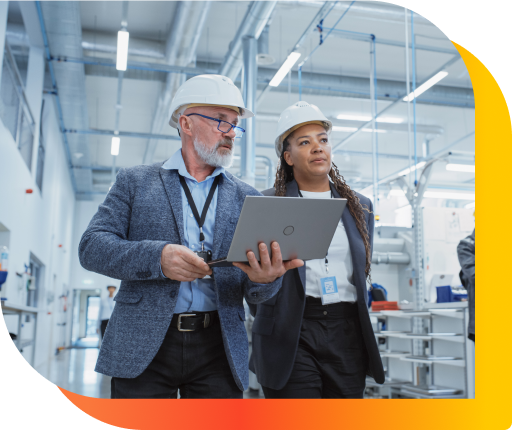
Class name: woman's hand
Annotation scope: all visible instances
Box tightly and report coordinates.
[233,241,304,284]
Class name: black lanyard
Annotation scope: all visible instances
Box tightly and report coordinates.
[179,175,220,249]
[298,189,333,274]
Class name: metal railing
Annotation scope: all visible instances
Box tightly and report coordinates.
[0,43,35,171]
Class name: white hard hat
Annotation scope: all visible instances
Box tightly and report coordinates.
[274,101,332,157]
[168,74,255,128]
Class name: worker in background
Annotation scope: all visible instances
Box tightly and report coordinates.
[97,285,117,339]
[457,229,475,342]
[79,74,303,399]
[249,101,384,398]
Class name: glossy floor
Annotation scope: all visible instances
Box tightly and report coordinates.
[36,347,263,399]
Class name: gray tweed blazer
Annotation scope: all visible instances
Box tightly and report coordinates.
[79,162,283,391]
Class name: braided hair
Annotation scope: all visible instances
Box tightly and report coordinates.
[274,135,373,280]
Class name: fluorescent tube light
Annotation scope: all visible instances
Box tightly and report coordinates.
[111,137,120,156]
[403,71,448,102]
[336,114,403,124]
[332,126,358,133]
[398,161,426,176]
[446,163,475,173]
[116,30,129,71]
[269,52,301,87]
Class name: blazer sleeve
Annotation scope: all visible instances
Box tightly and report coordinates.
[242,275,283,305]
[78,168,170,281]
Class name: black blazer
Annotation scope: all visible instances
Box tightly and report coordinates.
[248,179,385,389]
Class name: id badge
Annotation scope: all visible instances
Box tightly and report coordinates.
[320,276,341,305]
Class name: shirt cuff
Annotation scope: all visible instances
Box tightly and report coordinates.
[160,264,168,279]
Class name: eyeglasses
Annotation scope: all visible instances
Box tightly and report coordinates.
[185,113,245,139]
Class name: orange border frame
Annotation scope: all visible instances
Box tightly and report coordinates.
[56,42,510,429]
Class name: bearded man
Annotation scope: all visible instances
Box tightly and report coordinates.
[79,75,303,399]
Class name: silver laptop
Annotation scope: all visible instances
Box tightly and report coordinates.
[209,196,347,267]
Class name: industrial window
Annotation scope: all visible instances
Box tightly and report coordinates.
[0,43,35,172]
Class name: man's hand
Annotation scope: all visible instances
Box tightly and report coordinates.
[232,242,303,284]
[161,244,212,282]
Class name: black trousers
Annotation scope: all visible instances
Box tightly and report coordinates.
[110,315,242,399]
[100,319,109,339]
[262,298,368,399]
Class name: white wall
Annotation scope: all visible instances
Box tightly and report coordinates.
[69,195,121,333]
[0,94,76,368]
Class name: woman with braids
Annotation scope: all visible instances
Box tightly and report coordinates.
[248,102,384,398]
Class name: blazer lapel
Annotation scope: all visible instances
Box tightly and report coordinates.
[212,175,235,260]
[330,183,367,298]
[159,168,185,244]
[286,180,306,290]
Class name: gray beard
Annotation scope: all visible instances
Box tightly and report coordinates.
[193,138,234,168]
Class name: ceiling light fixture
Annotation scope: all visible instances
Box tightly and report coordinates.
[116,30,129,71]
[446,163,475,173]
[269,52,301,87]
[403,71,448,102]
[111,136,120,156]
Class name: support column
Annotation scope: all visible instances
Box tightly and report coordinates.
[240,35,257,186]
[26,47,45,174]
[0,1,8,85]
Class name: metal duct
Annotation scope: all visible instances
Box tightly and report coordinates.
[372,252,411,265]
[142,1,211,165]
[39,2,93,198]
[373,238,406,253]
[218,1,276,81]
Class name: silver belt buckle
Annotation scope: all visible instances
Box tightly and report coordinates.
[178,313,196,332]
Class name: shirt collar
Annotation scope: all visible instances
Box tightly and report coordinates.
[162,149,232,183]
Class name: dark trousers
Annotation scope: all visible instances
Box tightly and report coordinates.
[110,316,242,399]
[262,298,368,399]
[100,319,109,339]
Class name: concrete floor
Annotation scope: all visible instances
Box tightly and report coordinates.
[36,347,263,399]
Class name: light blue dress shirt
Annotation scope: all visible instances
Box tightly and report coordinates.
[161,149,232,313]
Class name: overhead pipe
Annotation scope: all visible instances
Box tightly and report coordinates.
[281,1,431,25]
[331,55,462,153]
[318,27,458,55]
[372,252,410,265]
[64,128,181,141]
[257,1,337,105]
[35,1,77,193]
[357,131,475,195]
[47,55,473,108]
[218,1,276,81]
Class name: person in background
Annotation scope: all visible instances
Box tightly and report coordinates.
[98,285,117,339]
[457,229,475,342]
[249,101,384,399]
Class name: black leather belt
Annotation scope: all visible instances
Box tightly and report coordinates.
[170,311,218,332]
